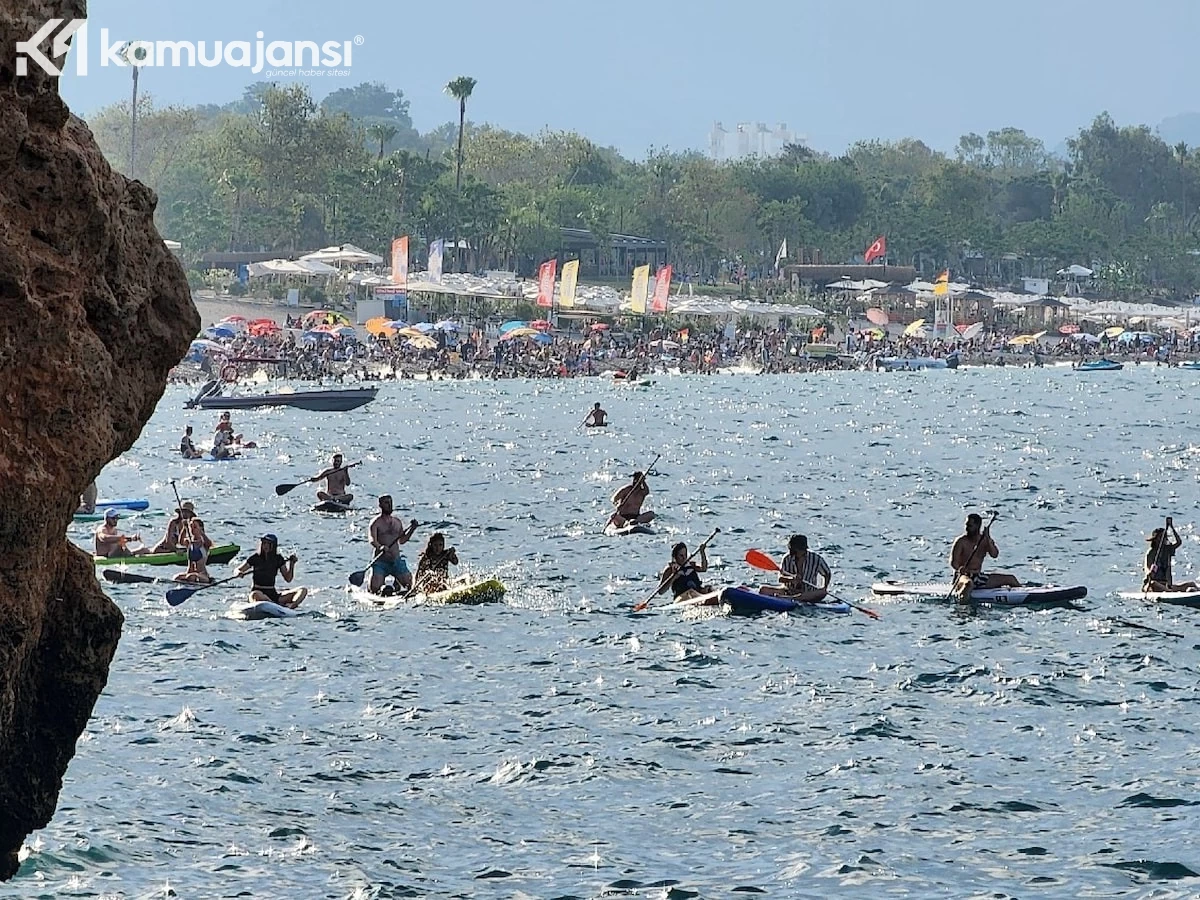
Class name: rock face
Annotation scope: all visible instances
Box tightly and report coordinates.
[0,0,198,880]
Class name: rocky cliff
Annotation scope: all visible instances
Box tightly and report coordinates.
[0,0,198,880]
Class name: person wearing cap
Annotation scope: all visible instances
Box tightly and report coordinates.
[368,495,418,594]
[235,534,307,608]
[1144,518,1199,592]
[315,453,354,506]
[607,471,654,530]
[94,510,151,558]
[152,501,195,553]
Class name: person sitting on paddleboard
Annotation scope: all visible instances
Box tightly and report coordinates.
[658,541,709,602]
[760,534,831,602]
[585,402,607,427]
[152,501,193,553]
[78,480,98,514]
[369,495,418,595]
[236,534,307,608]
[608,472,654,529]
[316,453,354,506]
[211,424,238,460]
[1144,519,1199,592]
[950,513,1021,598]
[94,509,151,558]
[174,514,214,584]
[413,532,459,594]
[180,426,202,459]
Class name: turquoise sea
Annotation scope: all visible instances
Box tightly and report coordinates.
[8,364,1200,898]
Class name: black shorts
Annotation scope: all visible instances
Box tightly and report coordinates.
[255,587,281,602]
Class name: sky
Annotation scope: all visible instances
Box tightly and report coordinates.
[56,0,1200,159]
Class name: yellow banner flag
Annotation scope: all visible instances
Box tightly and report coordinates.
[560,259,579,308]
[933,269,949,296]
[631,265,650,314]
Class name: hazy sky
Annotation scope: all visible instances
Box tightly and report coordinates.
[57,0,1199,158]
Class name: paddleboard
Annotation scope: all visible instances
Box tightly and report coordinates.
[226,600,300,620]
[605,523,655,537]
[75,510,165,522]
[1118,589,1200,607]
[312,500,353,514]
[872,580,1087,605]
[354,578,507,609]
[721,585,851,615]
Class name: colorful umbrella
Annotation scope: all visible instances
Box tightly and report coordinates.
[530,320,552,331]
[406,335,438,350]
[302,309,351,327]
[866,308,889,326]
[334,325,358,339]
[1058,323,1080,335]
[366,316,397,337]
[902,319,926,337]
[434,320,462,332]
[1103,326,1125,338]
[589,323,610,331]
[500,327,540,340]
[499,321,528,334]
[248,321,281,337]
[205,325,236,339]
[190,339,230,354]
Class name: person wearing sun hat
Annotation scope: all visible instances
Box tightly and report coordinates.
[93,509,150,558]
[1144,518,1199,592]
[235,533,307,608]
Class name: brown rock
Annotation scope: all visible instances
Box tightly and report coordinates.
[0,0,199,880]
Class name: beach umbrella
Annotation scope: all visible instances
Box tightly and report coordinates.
[406,335,438,350]
[589,323,610,331]
[531,332,553,345]
[366,316,397,337]
[299,330,333,342]
[1072,332,1101,343]
[1103,326,1125,338]
[500,327,540,340]
[499,320,528,334]
[190,339,230,354]
[902,319,926,337]
[1007,334,1037,346]
[959,322,984,340]
[866,308,889,326]
[395,326,426,339]
[434,320,462,332]
[411,322,435,334]
[1059,323,1080,335]
[864,328,885,340]
[651,339,681,350]
[530,320,552,331]
[385,320,408,330]
[334,325,358,339]
[205,325,236,339]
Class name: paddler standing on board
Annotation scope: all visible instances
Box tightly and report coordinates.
[950,513,1021,600]
[607,471,655,530]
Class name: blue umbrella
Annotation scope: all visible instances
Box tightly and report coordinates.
[411,322,435,333]
[205,325,236,339]
[435,320,462,332]
[499,320,528,334]
[532,332,553,345]
[300,330,334,343]
[385,320,408,330]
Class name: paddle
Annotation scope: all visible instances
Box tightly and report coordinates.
[165,572,246,607]
[347,521,419,587]
[744,549,880,620]
[275,461,361,496]
[607,453,660,530]
[633,527,719,612]
[948,510,999,603]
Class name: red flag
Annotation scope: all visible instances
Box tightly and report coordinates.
[864,236,886,264]
[536,259,557,308]
[651,265,672,313]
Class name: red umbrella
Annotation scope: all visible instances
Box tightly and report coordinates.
[866,308,889,326]
[1059,323,1080,335]
[589,323,610,331]
[248,321,282,337]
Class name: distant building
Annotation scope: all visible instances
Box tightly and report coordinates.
[709,121,803,161]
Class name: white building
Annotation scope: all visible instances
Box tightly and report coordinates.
[708,121,803,161]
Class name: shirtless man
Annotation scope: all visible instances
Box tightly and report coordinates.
[584,402,607,427]
[94,509,151,557]
[950,513,1020,599]
[607,471,655,529]
[368,494,418,594]
[316,453,355,506]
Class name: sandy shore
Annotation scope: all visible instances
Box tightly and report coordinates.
[191,292,309,328]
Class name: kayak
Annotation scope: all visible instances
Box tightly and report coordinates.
[605,523,655,536]
[720,585,851,615]
[94,543,240,567]
[871,580,1087,605]
[312,500,353,513]
[226,600,300,620]
[1117,589,1200,607]
[75,510,165,522]
[94,498,149,511]
[1077,359,1123,371]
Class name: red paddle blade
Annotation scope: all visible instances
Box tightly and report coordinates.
[744,549,780,571]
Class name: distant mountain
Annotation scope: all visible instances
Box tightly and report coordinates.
[1157,113,1200,147]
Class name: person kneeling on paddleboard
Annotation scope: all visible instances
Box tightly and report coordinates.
[369,495,418,595]
[760,534,831,603]
[1144,519,1199,592]
[950,513,1020,601]
[413,532,459,594]
[608,471,655,530]
[658,541,710,603]
[236,534,307,608]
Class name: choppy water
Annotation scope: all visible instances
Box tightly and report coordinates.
[9,364,1200,898]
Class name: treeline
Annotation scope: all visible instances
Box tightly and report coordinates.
[87,80,1200,298]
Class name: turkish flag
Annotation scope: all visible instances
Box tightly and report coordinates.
[864,236,886,264]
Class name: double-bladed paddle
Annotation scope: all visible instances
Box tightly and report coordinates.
[633,527,719,612]
[275,461,361,496]
[348,521,419,587]
[948,509,999,603]
[165,572,246,607]
[744,549,880,620]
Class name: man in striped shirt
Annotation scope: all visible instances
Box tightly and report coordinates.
[762,534,831,603]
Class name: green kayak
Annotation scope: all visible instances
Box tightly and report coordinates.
[93,543,240,567]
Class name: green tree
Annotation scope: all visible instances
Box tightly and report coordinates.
[444,76,477,191]
[368,122,398,159]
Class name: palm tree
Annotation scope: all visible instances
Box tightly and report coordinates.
[1175,141,1189,234]
[368,123,398,160]
[444,76,477,190]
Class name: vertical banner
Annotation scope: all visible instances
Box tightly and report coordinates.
[536,259,558,308]
[428,239,444,283]
[631,265,650,314]
[559,259,579,308]
[651,264,672,313]
[391,236,408,287]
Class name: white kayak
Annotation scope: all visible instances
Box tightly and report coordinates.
[226,601,301,620]
[872,580,1087,605]
[1117,589,1200,607]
